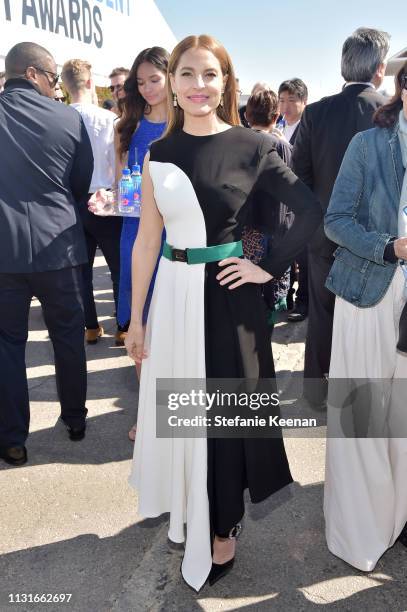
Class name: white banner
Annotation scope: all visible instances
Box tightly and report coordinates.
[0,0,177,84]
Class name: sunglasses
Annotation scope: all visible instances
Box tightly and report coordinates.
[55,96,66,103]
[109,84,124,93]
[32,65,60,88]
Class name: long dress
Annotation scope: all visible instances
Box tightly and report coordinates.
[129,126,321,590]
[117,117,166,326]
[324,266,407,570]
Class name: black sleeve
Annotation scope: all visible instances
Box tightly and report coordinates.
[70,117,94,205]
[384,239,398,263]
[253,136,322,278]
[291,105,314,190]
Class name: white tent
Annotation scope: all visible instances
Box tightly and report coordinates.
[386,47,407,77]
[0,0,177,84]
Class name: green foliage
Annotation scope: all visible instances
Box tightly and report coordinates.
[96,86,114,106]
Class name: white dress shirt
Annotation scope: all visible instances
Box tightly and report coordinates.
[282,119,300,143]
[70,103,115,193]
[344,81,375,89]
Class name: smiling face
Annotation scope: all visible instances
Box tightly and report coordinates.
[170,47,227,118]
[136,61,167,108]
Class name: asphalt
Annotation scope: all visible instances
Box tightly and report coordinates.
[1,253,407,612]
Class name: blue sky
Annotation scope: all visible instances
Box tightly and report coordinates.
[155,0,406,101]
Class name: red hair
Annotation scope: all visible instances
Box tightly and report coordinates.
[164,34,240,137]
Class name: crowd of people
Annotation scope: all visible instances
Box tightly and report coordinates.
[1,25,407,592]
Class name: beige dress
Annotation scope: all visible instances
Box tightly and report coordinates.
[324,266,407,570]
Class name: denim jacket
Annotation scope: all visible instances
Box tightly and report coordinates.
[324,122,405,307]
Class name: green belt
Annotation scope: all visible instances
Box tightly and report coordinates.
[162,240,243,264]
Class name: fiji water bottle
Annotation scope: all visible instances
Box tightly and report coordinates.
[118,168,134,214]
[131,164,142,217]
[276,117,286,131]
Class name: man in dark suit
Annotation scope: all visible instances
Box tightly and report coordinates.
[0,42,94,465]
[292,28,389,405]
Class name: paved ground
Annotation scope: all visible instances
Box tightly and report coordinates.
[1,253,407,612]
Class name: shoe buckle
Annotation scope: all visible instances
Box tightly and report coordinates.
[228,523,242,539]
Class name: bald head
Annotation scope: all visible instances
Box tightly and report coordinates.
[251,81,272,95]
[5,42,54,79]
[5,42,58,98]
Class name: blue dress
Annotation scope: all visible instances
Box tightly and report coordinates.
[117,118,166,326]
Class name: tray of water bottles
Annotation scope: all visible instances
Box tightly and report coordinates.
[88,165,142,218]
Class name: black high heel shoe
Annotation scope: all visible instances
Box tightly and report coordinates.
[208,523,242,587]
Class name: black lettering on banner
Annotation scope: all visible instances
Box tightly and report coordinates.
[4,0,11,20]
[93,5,103,48]
[22,0,39,27]
[55,0,69,36]
[69,0,81,40]
[82,0,92,44]
[38,0,54,31]
[17,0,104,50]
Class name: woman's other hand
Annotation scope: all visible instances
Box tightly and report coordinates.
[88,189,117,216]
[216,257,273,289]
[125,322,148,363]
[394,238,407,260]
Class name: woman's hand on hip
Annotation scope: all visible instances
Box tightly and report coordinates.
[216,257,273,289]
[125,322,148,363]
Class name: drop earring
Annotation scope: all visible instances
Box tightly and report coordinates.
[173,93,178,107]
[219,91,224,107]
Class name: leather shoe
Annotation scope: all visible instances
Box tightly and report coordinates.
[0,446,27,466]
[115,329,127,346]
[287,304,308,322]
[61,418,86,441]
[208,557,235,586]
[85,326,104,344]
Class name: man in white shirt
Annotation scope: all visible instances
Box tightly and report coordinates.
[278,78,309,322]
[62,59,126,346]
[278,78,308,145]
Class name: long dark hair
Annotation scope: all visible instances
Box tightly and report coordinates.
[117,46,169,160]
[374,61,407,128]
[164,35,240,137]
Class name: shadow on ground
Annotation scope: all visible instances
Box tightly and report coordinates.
[2,482,406,611]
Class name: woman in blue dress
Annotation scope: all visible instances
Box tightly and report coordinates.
[115,47,169,440]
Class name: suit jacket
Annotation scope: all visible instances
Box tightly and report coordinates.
[289,124,299,145]
[292,84,386,257]
[0,79,94,273]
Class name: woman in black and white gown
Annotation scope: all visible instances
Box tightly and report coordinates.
[125,34,321,591]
